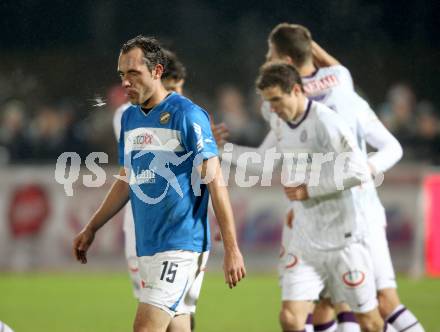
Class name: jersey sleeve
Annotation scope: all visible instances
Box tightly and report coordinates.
[229,130,280,174]
[355,96,403,173]
[333,65,355,90]
[307,110,371,198]
[180,106,219,165]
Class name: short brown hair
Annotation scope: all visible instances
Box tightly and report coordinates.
[162,49,186,81]
[256,62,304,94]
[269,23,312,67]
[120,35,167,71]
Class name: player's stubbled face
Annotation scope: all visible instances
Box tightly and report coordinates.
[117,48,157,105]
[260,85,299,122]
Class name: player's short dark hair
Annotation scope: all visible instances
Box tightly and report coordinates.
[256,62,304,94]
[162,49,186,81]
[120,35,167,71]
[269,23,312,67]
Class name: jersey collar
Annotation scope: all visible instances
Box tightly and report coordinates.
[138,92,175,117]
[287,99,312,129]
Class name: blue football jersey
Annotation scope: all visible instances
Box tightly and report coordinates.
[118,93,218,256]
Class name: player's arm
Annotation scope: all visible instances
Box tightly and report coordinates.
[356,97,403,173]
[311,40,340,67]
[182,107,246,288]
[285,113,371,201]
[72,167,130,264]
[212,124,280,174]
[309,114,371,198]
[199,157,246,289]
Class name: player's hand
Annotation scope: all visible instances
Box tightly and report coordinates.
[285,208,294,229]
[283,184,309,201]
[72,226,95,264]
[223,248,246,289]
[211,122,229,147]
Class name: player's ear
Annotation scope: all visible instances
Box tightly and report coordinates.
[292,84,301,95]
[152,64,164,80]
[285,56,294,65]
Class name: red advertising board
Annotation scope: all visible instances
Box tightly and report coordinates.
[424,175,440,276]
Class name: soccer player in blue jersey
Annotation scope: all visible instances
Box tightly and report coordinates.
[73,35,246,332]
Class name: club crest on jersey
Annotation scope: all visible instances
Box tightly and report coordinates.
[300,129,308,142]
[342,270,365,287]
[285,254,298,269]
[159,112,171,124]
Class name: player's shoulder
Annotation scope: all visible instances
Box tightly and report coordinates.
[166,93,210,122]
[312,100,343,125]
[115,102,132,116]
[317,64,351,77]
[120,103,138,122]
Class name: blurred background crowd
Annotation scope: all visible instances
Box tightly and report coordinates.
[0,0,439,166]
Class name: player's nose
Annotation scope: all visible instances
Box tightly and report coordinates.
[121,79,131,88]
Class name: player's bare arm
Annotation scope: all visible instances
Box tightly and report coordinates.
[311,40,340,67]
[72,167,130,264]
[199,157,246,289]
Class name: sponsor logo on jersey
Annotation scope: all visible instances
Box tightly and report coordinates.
[285,253,298,269]
[134,169,156,184]
[303,74,339,96]
[159,112,171,124]
[342,270,365,287]
[129,133,154,146]
[124,128,184,153]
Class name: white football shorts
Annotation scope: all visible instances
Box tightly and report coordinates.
[281,242,377,313]
[365,212,397,290]
[138,250,209,317]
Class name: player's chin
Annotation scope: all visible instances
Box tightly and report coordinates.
[128,96,140,104]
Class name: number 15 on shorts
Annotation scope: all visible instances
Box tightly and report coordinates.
[160,261,178,283]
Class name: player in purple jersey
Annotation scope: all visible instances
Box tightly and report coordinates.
[267,23,424,332]
[256,62,383,332]
[73,36,245,332]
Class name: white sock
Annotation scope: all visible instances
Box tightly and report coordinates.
[387,305,425,332]
[314,320,337,332]
[305,314,314,332]
[336,312,360,332]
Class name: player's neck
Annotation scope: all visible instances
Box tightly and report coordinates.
[299,61,316,77]
[292,95,307,122]
[141,85,169,109]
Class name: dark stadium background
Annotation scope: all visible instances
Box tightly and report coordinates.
[1,1,440,331]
